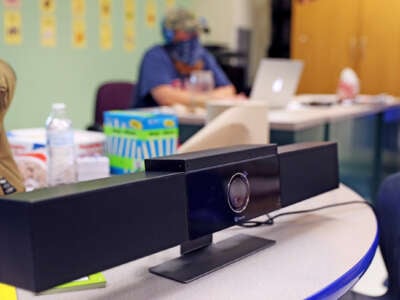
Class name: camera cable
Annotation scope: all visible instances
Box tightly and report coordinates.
[238,200,377,228]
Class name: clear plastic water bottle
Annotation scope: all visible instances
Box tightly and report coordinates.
[46,103,77,186]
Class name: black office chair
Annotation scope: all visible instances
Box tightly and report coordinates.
[340,173,400,300]
[204,28,252,95]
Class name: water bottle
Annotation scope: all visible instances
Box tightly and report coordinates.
[46,103,77,186]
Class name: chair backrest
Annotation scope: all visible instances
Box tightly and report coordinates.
[376,172,400,299]
[94,82,135,126]
[340,174,399,299]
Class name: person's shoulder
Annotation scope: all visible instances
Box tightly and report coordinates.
[140,45,173,72]
[143,45,168,60]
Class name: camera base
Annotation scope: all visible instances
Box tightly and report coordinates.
[149,233,275,283]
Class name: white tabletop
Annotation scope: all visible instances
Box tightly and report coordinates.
[17,184,378,300]
[268,101,381,131]
[271,94,399,131]
[175,94,400,131]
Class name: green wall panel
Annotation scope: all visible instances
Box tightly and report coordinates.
[0,0,192,130]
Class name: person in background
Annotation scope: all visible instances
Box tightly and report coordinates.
[0,59,24,195]
[134,7,240,108]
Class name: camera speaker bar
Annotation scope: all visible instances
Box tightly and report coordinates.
[278,141,339,207]
[0,142,338,292]
[0,172,188,292]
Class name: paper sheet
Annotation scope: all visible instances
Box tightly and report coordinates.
[4,10,22,45]
[0,283,17,300]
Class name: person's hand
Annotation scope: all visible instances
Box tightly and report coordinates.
[210,92,248,101]
[235,93,248,100]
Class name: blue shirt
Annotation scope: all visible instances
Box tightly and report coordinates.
[134,45,232,108]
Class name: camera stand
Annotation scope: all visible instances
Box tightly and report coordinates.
[149,233,275,283]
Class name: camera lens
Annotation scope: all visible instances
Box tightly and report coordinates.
[227,172,250,213]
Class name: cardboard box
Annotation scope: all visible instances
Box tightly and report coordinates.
[103,110,178,174]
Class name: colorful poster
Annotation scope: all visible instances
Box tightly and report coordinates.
[40,0,55,14]
[3,0,20,9]
[72,0,85,17]
[72,19,86,48]
[165,0,175,9]
[124,0,135,22]
[99,23,112,50]
[145,0,157,28]
[4,10,22,45]
[99,0,111,20]
[124,23,135,51]
[40,15,56,47]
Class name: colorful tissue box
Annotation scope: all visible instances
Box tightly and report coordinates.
[103,110,178,174]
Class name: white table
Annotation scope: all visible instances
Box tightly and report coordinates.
[174,95,400,131]
[269,95,400,131]
[17,184,378,299]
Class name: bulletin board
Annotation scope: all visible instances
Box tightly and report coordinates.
[0,0,191,130]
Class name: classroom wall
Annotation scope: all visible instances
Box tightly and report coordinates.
[0,0,193,130]
[249,0,270,83]
[191,0,271,83]
[191,0,251,50]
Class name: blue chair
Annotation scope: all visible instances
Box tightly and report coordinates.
[341,173,400,299]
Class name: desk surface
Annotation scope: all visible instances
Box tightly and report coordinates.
[269,95,400,131]
[17,184,378,300]
[175,94,400,131]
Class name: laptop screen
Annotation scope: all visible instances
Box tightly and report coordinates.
[250,58,304,109]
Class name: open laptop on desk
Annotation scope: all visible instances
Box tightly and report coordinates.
[250,58,304,109]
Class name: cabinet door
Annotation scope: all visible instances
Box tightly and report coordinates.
[291,0,360,94]
[358,0,400,96]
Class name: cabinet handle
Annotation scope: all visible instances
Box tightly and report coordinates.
[359,36,368,59]
[349,36,358,61]
[298,34,309,44]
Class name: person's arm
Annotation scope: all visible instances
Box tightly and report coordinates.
[136,46,178,106]
[151,84,237,107]
[151,85,193,106]
[211,85,236,98]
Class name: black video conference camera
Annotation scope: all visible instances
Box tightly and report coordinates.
[0,142,338,292]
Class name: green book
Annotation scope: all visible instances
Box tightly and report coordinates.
[38,273,106,295]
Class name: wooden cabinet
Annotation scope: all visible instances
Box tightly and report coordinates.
[291,0,400,96]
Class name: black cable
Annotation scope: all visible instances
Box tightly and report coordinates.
[238,200,377,228]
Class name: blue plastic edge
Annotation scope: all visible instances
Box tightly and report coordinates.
[306,227,380,300]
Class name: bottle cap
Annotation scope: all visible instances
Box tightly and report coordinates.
[52,103,66,111]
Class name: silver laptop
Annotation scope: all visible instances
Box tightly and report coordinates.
[250,58,304,109]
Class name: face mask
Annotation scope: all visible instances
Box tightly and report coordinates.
[170,37,203,66]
